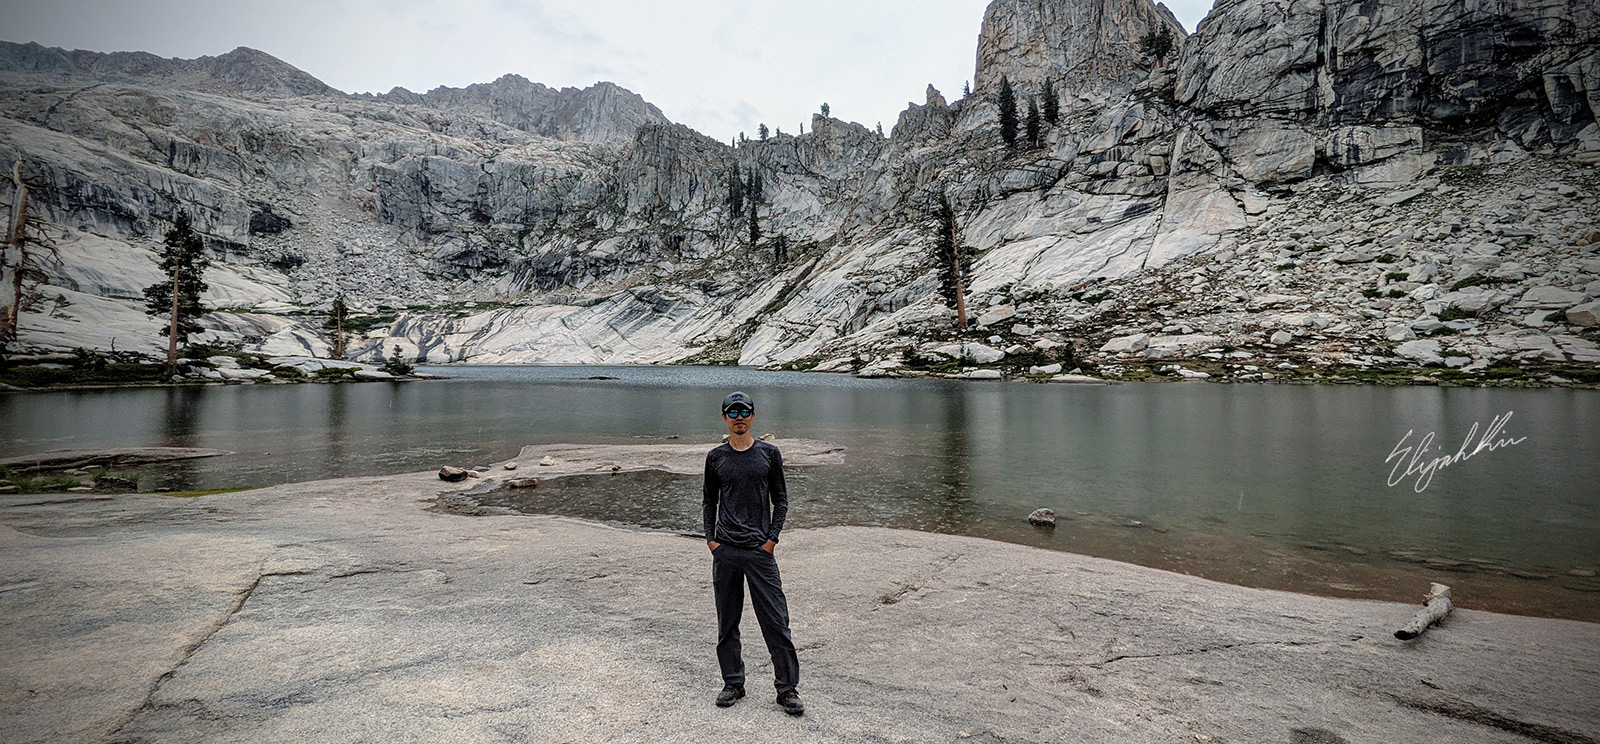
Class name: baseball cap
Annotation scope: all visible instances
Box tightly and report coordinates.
[721,391,754,414]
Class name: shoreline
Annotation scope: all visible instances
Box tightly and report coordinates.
[2,467,1596,742]
[423,361,1600,388]
[6,359,1600,392]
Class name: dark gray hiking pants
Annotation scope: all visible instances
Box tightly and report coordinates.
[712,544,799,694]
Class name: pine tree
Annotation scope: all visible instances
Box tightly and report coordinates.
[727,169,745,218]
[1042,79,1060,126]
[758,123,770,140]
[746,166,764,250]
[324,294,349,358]
[381,344,413,376]
[748,199,761,250]
[1140,27,1176,67]
[820,102,830,118]
[1026,97,1041,149]
[142,210,210,371]
[962,81,971,99]
[747,167,764,204]
[998,76,1018,151]
[876,122,884,137]
[931,192,970,330]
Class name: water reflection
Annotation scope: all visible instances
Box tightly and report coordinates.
[153,385,204,490]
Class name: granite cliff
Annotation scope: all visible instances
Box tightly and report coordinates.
[1,0,1596,381]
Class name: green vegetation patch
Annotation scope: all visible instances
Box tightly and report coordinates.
[1,470,83,493]
[0,362,170,388]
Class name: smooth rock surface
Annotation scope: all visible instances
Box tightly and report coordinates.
[1,465,1597,743]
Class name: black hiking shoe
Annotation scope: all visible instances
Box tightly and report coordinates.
[777,689,804,716]
[715,683,745,707]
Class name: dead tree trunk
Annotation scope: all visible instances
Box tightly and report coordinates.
[167,253,180,372]
[1394,583,1453,640]
[950,214,967,331]
[1,161,28,343]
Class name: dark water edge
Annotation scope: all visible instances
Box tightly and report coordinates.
[2,363,1596,621]
[473,467,1600,624]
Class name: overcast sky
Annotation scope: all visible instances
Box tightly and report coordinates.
[5,0,1217,141]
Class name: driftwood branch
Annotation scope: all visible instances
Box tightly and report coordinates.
[1395,582,1453,640]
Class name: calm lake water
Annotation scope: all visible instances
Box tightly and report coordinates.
[3,366,1597,620]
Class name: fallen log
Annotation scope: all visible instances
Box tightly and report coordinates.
[1395,582,1453,640]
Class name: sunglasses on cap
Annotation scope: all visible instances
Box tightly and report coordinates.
[724,408,753,419]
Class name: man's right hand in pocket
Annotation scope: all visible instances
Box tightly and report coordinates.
[708,540,720,553]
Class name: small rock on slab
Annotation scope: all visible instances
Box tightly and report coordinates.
[505,478,538,489]
[1372,188,1426,207]
[1567,301,1600,327]
[438,466,470,482]
[1027,508,1057,527]
[1100,333,1150,354]
[977,304,1017,327]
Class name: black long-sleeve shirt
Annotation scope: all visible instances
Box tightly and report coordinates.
[702,440,788,547]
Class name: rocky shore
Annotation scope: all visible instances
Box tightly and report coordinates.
[2,460,1596,743]
[0,352,433,391]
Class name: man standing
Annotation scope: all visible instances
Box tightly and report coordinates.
[703,391,803,715]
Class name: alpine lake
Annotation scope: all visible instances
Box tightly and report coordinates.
[3,365,1596,621]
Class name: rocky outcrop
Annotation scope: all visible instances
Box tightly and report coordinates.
[1174,0,1600,186]
[973,0,1184,101]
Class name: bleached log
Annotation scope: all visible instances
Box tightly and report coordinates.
[1394,582,1452,640]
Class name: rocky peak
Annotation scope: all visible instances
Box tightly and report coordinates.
[892,84,959,145]
[0,41,339,98]
[973,0,1185,102]
[367,75,670,144]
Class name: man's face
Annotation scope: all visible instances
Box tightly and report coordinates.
[724,407,753,436]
